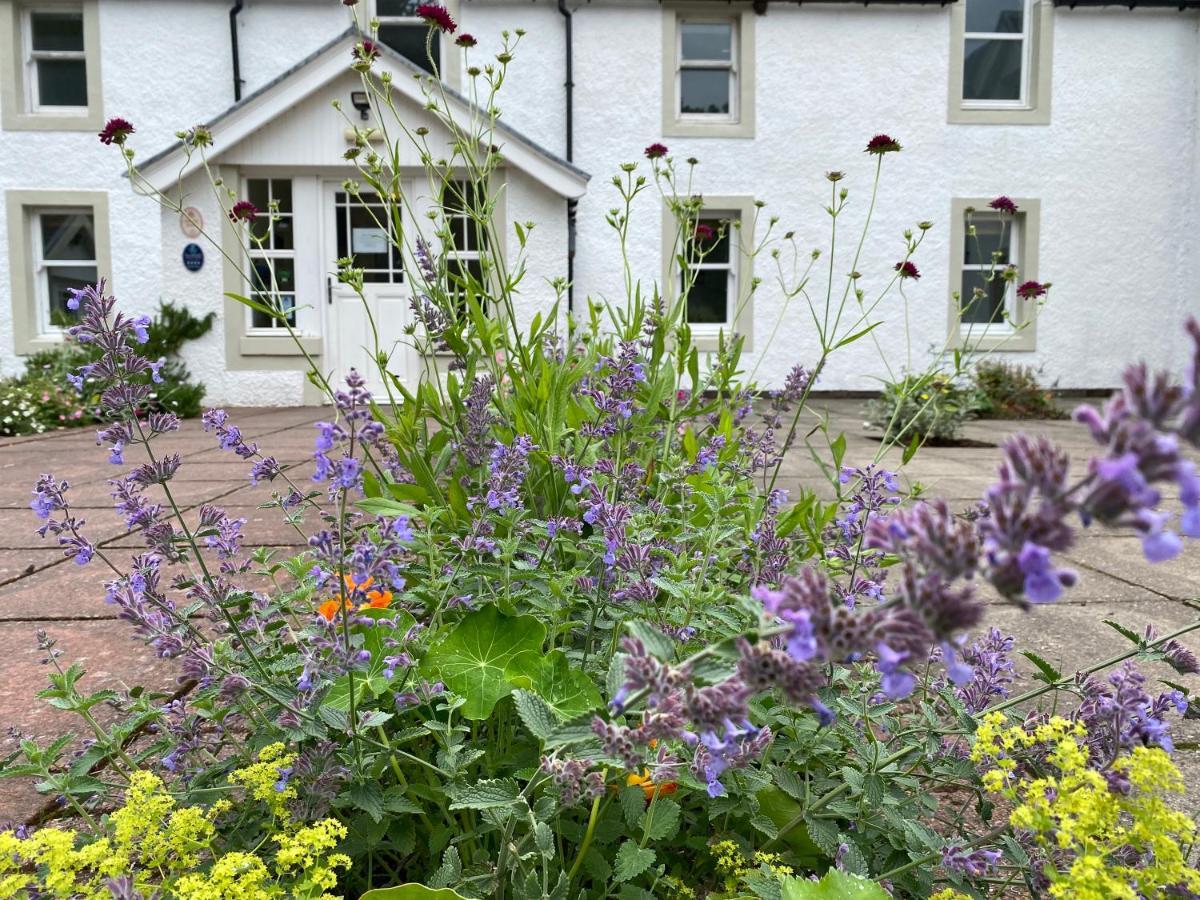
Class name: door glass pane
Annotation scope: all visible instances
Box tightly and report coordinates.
[963,38,1023,102]
[31,11,84,51]
[379,23,439,74]
[40,212,95,261]
[247,179,271,211]
[47,264,96,324]
[251,295,295,328]
[964,216,1011,266]
[680,69,730,115]
[960,271,1008,325]
[36,59,87,106]
[378,0,420,15]
[681,23,731,61]
[965,0,1024,33]
[686,269,729,324]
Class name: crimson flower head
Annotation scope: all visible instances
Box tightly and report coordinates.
[98,117,134,146]
[644,142,669,160]
[416,3,457,33]
[693,223,715,242]
[1017,280,1047,300]
[989,196,1018,215]
[342,0,358,5]
[865,134,901,155]
[455,33,477,47]
[894,260,920,280]
[229,200,259,224]
[352,39,379,65]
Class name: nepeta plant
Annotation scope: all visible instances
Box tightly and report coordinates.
[8,13,1200,900]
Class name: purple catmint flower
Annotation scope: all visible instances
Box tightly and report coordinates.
[876,643,916,700]
[953,628,1015,713]
[942,845,1001,878]
[1017,542,1072,604]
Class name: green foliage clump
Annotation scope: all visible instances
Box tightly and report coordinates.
[971,359,1064,420]
[0,301,214,436]
[864,373,976,443]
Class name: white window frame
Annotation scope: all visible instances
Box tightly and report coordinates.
[30,206,96,335]
[441,178,488,316]
[947,198,1040,352]
[244,177,300,335]
[333,187,405,285]
[366,0,461,87]
[683,213,739,337]
[675,18,738,124]
[22,4,86,113]
[958,211,1018,335]
[961,0,1033,110]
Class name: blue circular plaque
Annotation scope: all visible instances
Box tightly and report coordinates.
[182,243,204,272]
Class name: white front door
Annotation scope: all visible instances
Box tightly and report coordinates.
[324,182,414,399]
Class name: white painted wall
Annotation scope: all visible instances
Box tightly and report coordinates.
[2,0,1198,399]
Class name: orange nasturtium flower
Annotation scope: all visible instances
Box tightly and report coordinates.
[626,769,677,802]
[317,574,393,621]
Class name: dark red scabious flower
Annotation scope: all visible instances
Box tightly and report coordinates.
[98,117,135,146]
[865,134,901,155]
[694,224,715,242]
[894,260,920,280]
[989,195,1018,215]
[644,142,669,160]
[455,33,477,47]
[353,39,379,64]
[229,201,259,224]
[416,3,457,33]
[342,0,358,5]
[1016,280,1046,300]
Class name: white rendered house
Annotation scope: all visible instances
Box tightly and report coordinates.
[1,0,1198,404]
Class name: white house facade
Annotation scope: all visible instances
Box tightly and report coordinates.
[1,0,1198,404]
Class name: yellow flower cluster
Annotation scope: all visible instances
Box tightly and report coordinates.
[0,748,349,899]
[229,741,297,818]
[971,712,1200,899]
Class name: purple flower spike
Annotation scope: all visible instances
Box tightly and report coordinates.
[876,643,916,700]
[1017,542,1070,604]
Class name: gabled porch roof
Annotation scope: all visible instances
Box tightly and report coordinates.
[136,28,590,200]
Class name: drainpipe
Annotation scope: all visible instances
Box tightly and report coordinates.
[229,0,245,102]
[557,0,577,313]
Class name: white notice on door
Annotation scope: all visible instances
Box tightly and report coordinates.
[352,227,388,253]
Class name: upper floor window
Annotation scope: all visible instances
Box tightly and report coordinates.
[374,0,439,74]
[661,7,755,138]
[24,7,86,109]
[963,0,1029,104]
[949,0,1052,125]
[678,21,736,118]
[2,1,102,130]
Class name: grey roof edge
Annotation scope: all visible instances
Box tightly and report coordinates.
[136,26,590,183]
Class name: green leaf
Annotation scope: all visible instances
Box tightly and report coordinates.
[832,321,882,350]
[643,797,680,841]
[356,497,423,518]
[512,688,560,742]
[507,650,603,719]
[1103,619,1144,646]
[1021,650,1062,685]
[625,619,677,662]
[422,605,546,719]
[447,778,521,810]
[780,871,890,900]
[830,433,847,471]
[613,841,656,882]
[340,780,385,823]
[901,430,921,464]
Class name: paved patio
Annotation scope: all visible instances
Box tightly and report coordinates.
[0,400,1197,821]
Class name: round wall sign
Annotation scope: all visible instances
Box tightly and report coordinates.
[182,243,205,272]
[180,207,203,238]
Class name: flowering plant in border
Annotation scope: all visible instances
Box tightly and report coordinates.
[5,12,1200,899]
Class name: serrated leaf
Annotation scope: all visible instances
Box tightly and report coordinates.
[340,781,384,823]
[620,785,647,828]
[1103,619,1144,646]
[780,871,889,900]
[1021,650,1062,685]
[422,606,546,719]
[643,797,680,841]
[613,842,655,882]
[447,778,520,810]
[625,620,676,662]
[513,689,560,741]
